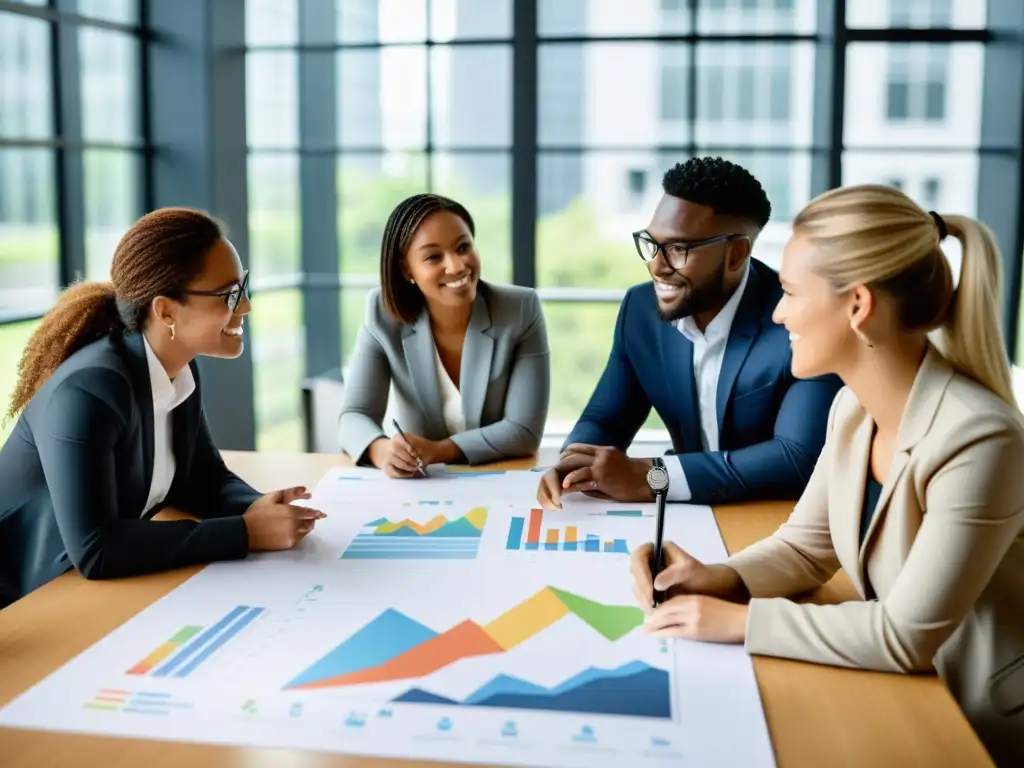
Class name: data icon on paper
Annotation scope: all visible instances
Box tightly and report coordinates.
[573,725,598,743]
[340,507,487,560]
[345,712,367,728]
[505,508,628,554]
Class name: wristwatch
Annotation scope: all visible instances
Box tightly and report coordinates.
[646,457,669,496]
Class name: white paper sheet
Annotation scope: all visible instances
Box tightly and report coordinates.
[0,471,774,767]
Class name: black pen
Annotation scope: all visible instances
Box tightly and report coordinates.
[647,459,670,607]
[391,419,427,477]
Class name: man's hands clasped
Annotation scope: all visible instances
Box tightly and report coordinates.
[537,444,654,510]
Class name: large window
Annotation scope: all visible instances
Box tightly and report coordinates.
[0,11,58,319]
[239,0,1023,449]
[0,2,145,310]
[0,1,146,449]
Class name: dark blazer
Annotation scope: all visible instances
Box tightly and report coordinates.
[564,258,844,505]
[0,331,260,608]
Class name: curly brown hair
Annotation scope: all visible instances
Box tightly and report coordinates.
[6,207,225,422]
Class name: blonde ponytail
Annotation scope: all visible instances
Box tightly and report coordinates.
[794,184,1016,407]
[935,215,1015,407]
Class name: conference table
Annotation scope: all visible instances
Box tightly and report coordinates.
[0,450,996,767]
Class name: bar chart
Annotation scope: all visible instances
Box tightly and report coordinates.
[126,605,265,678]
[505,509,629,554]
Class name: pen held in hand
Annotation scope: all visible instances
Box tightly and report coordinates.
[391,418,427,477]
[650,467,669,608]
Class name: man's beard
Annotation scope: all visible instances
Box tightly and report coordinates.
[655,261,727,323]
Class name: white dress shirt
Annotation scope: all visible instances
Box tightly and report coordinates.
[433,344,466,436]
[663,263,750,502]
[141,335,196,516]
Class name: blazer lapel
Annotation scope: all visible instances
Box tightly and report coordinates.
[121,332,155,510]
[401,312,446,437]
[716,269,763,432]
[858,345,954,563]
[460,295,494,430]
[659,323,701,451]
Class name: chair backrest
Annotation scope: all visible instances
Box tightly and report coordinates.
[300,368,346,453]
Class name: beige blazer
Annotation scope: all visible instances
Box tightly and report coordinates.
[726,346,1024,767]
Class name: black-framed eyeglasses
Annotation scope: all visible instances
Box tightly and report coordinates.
[183,270,250,312]
[632,231,748,272]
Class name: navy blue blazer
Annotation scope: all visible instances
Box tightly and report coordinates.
[564,258,843,505]
[0,331,260,608]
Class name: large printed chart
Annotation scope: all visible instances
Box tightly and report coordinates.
[0,472,775,767]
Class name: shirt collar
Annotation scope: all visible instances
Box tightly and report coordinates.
[675,260,751,344]
[142,333,196,416]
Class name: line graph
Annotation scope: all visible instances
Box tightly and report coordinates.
[340,507,487,560]
[283,587,666,718]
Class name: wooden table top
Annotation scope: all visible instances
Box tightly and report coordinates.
[0,451,994,767]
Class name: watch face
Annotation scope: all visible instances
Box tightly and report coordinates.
[646,466,669,493]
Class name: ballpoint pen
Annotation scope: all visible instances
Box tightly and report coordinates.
[391,418,427,477]
[647,458,670,607]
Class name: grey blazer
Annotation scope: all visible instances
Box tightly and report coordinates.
[338,281,550,465]
[726,346,1024,767]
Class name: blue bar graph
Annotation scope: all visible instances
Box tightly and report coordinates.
[173,607,264,678]
[152,606,252,678]
[505,510,629,555]
[603,540,629,554]
[505,516,524,550]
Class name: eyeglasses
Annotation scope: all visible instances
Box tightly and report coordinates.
[183,270,250,312]
[632,231,748,271]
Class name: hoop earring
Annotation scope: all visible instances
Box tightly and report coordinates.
[855,329,873,348]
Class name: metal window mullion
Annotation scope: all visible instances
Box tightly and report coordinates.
[297,0,341,381]
[138,0,153,213]
[511,0,537,287]
[53,0,87,286]
[686,0,697,157]
[808,0,843,196]
[978,0,1024,356]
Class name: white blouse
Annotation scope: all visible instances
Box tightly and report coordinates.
[433,343,466,436]
[141,335,196,516]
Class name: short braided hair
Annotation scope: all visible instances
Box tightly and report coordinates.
[662,156,772,229]
[380,193,475,324]
[6,207,224,421]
